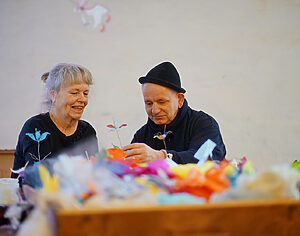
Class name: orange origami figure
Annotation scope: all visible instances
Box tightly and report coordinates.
[107,148,140,167]
[107,148,127,159]
[174,164,230,201]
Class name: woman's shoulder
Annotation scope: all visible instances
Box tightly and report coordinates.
[22,113,50,128]
[17,113,53,144]
[78,119,96,135]
[19,113,53,136]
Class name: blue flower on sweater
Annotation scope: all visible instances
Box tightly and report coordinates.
[26,130,50,142]
[26,128,51,162]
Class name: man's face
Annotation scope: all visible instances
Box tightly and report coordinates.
[142,83,184,125]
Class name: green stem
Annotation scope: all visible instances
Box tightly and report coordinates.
[116,130,122,148]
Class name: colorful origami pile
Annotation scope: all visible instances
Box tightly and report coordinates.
[5,149,300,236]
[17,146,297,209]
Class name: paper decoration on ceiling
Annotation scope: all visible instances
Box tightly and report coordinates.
[75,0,111,32]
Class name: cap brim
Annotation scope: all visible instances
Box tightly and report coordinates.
[139,76,186,93]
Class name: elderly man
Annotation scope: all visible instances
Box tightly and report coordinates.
[123,61,226,164]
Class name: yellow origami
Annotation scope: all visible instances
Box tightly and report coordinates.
[170,162,214,178]
[135,177,159,194]
[224,165,235,176]
[242,161,255,175]
[38,165,59,192]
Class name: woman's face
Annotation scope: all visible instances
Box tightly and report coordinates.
[52,80,90,122]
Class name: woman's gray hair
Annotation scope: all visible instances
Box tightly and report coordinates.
[41,63,93,111]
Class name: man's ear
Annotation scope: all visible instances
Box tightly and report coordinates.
[177,93,185,108]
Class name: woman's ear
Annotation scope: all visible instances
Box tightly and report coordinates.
[49,90,56,103]
[177,93,185,108]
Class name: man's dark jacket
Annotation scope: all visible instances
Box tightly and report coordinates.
[131,100,226,164]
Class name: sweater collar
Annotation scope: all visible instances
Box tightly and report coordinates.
[148,99,188,132]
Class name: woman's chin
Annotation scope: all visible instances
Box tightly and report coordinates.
[71,113,83,120]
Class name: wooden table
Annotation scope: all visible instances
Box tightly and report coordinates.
[0,150,14,178]
[55,198,300,236]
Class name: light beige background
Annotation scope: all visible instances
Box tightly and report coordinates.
[0,0,299,170]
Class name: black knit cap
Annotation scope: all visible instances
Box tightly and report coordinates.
[139,62,186,93]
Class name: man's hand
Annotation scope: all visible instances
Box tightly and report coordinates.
[123,143,165,163]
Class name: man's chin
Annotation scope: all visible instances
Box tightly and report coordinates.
[152,118,166,125]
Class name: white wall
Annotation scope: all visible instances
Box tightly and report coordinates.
[1,0,299,170]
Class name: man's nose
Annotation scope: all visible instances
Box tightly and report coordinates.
[152,103,160,114]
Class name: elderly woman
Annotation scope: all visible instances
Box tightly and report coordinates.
[11,63,98,178]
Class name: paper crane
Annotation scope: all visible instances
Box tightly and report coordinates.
[107,120,127,148]
[75,0,111,32]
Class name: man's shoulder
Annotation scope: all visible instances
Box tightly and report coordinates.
[188,107,210,119]
[188,108,219,127]
[131,123,151,143]
[134,123,149,135]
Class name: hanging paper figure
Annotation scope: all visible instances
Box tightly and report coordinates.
[153,131,172,141]
[107,120,127,148]
[75,0,111,32]
[26,128,51,162]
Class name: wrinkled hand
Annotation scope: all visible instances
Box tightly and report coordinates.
[123,143,165,163]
